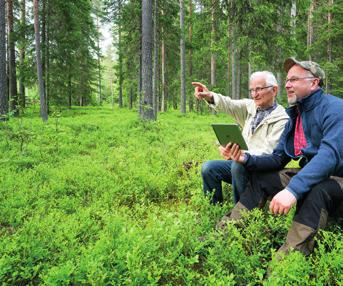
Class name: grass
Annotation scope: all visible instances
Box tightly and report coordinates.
[0,106,341,285]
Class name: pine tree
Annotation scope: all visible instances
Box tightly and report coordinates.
[141,0,154,120]
[0,0,7,119]
[34,0,48,121]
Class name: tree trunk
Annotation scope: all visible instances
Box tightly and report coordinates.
[248,56,252,97]
[34,0,48,121]
[129,84,133,109]
[138,23,142,115]
[161,9,167,112]
[0,0,8,118]
[7,0,18,115]
[152,0,158,118]
[68,75,72,108]
[141,0,154,120]
[326,0,333,91]
[42,0,46,91]
[210,0,216,88]
[19,0,26,109]
[96,14,102,105]
[291,0,296,35]
[226,13,231,96]
[236,52,240,98]
[231,25,237,99]
[111,76,114,109]
[179,0,186,114]
[276,7,282,98]
[45,0,50,113]
[277,72,282,97]
[188,0,193,112]
[307,1,316,60]
[118,0,123,108]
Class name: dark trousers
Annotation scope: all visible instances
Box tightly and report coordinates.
[240,169,343,230]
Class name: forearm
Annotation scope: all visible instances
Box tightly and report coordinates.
[244,152,290,172]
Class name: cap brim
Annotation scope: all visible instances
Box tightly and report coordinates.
[284,57,300,73]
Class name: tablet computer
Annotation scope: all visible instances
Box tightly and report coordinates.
[211,123,248,150]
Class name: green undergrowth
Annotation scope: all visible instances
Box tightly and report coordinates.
[0,107,341,285]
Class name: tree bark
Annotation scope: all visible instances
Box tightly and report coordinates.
[180,0,186,114]
[42,0,46,92]
[326,0,333,91]
[188,0,193,112]
[210,0,217,88]
[7,0,18,115]
[141,0,154,120]
[226,13,231,96]
[307,1,316,60]
[118,0,123,108]
[291,0,296,35]
[129,84,133,109]
[231,25,237,99]
[19,0,26,109]
[34,0,48,121]
[96,14,102,105]
[0,0,8,118]
[236,52,240,98]
[68,75,72,108]
[118,28,123,108]
[152,0,158,117]
[161,9,167,112]
[45,0,50,113]
[138,16,142,115]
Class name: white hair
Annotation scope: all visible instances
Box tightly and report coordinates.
[250,71,278,87]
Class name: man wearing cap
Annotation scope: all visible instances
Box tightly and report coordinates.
[217,58,343,255]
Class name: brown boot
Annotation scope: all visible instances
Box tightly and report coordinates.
[278,207,329,256]
[277,221,317,256]
[215,202,248,231]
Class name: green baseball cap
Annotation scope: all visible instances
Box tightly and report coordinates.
[284,57,325,84]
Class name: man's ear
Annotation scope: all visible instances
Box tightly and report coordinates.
[311,78,320,90]
[273,86,278,95]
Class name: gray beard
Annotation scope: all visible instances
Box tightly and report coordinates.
[287,96,298,106]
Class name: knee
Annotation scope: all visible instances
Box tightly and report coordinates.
[231,161,245,176]
[297,184,329,212]
[308,181,333,202]
[201,161,214,177]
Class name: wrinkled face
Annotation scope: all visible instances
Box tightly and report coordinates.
[249,76,277,109]
[285,65,320,105]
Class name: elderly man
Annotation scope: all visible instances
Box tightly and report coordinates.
[219,58,343,255]
[192,71,288,205]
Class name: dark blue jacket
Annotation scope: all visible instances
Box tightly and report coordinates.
[244,88,343,199]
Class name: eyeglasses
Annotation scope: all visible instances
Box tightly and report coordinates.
[249,86,273,95]
[285,77,316,84]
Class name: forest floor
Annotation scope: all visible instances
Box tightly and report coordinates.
[0,106,341,285]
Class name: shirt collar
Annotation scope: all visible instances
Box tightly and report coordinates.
[256,102,277,113]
